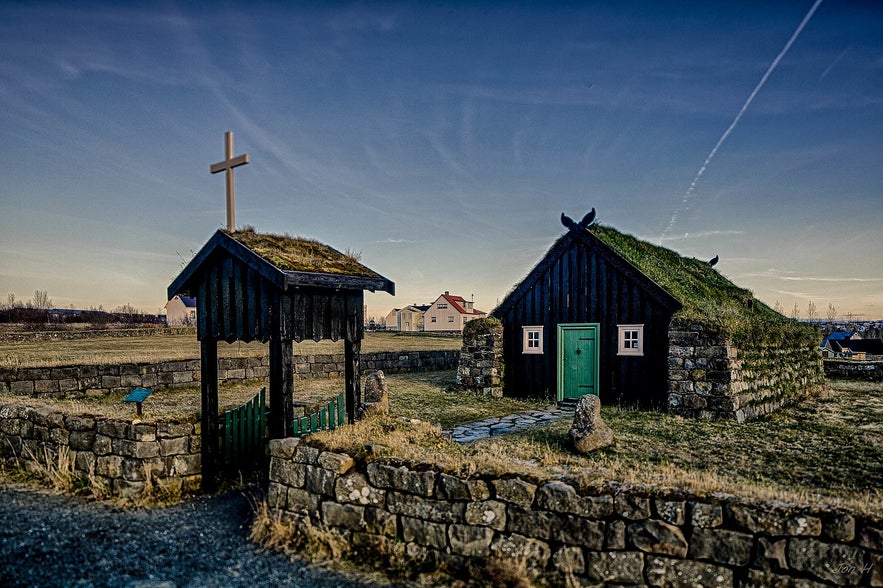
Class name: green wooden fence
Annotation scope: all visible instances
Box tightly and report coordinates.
[292,392,346,437]
[221,387,267,467]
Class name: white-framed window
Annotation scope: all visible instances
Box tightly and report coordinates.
[448,315,455,323]
[618,324,644,356]
[438,303,448,309]
[522,326,544,354]
[431,316,437,323]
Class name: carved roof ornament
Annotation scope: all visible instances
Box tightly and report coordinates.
[560,208,596,232]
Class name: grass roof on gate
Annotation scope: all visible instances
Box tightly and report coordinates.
[227,227,383,278]
[589,224,817,346]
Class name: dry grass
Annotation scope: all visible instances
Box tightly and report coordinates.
[0,370,542,426]
[308,379,883,517]
[0,331,460,369]
[0,380,268,422]
[229,227,380,278]
[250,499,349,561]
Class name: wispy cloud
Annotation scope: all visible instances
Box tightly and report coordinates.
[376,238,418,244]
[659,229,744,243]
[738,271,882,283]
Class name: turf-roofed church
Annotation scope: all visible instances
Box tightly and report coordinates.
[493,209,823,420]
[168,227,394,490]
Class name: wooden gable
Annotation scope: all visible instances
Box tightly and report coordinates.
[168,229,394,344]
[166,228,394,490]
[494,219,681,407]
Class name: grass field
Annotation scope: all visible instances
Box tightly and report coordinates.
[2,326,879,516]
[0,370,547,427]
[0,331,461,369]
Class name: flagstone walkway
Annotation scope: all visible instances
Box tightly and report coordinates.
[444,405,575,443]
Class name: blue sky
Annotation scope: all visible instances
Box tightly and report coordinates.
[1,1,881,320]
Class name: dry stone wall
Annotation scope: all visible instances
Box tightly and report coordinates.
[267,438,882,587]
[0,403,201,498]
[823,359,883,381]
[0,350,459,399]
[456,318,503,397]
[668,320,825,421]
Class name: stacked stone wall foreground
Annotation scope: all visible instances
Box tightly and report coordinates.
[0,350,459,399]
[0,403,201,498]
[268,439,882,587]
[668,320,825,421]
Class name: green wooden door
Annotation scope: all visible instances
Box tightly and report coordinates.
[557,324,599,402]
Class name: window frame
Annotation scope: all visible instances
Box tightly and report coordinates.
[522,326,544,354]
[617,324,644,356]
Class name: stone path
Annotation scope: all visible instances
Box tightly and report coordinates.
[444,405,574,443]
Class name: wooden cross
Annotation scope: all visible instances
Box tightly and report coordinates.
[210,130,250,232]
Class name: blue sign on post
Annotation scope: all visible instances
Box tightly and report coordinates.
[123,387,153,416]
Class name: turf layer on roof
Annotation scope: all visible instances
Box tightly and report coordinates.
[227,227,381,278]
[590,225,816,345]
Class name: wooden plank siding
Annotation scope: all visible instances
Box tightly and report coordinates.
[192,251,364,344]
[495,229,680,409]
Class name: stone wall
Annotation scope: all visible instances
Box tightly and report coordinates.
[0,350,459,399]
[0,403,201,498]
[668,320,825,421]
[267,438,882,587]
[456,318,503,397]
[0,326,195,344]
[823,359,883,381]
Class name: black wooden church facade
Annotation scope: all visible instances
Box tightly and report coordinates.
[494,214,681,409]
[168,228,394,489]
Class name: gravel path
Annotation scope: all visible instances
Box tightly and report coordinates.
[0,484,388,588]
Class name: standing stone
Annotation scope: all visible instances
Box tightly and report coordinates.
[569,395,614,453]
[358,370,389,418]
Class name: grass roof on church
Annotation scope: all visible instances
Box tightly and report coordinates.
[590,225,815,345]
[227,227,382,278]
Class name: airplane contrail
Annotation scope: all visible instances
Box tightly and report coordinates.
[660,0,824,243]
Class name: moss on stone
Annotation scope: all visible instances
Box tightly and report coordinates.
[462,317,502,339]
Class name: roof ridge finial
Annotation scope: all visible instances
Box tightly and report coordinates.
[560,207,596,231]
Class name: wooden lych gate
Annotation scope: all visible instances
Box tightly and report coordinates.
[168,228,394,490]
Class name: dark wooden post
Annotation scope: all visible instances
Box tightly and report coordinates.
[269,335,294,439]
[200,338,219,493]
[345,337,361,424]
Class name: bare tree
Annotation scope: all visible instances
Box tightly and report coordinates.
[31,290,52,309]
[806,301,817,323]
[826,303,837,322]
[773,300,783,315]
[5,292,15,309]
[791,302,800,320]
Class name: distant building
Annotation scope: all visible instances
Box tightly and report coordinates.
[821,331,883,359]
[398,304,430,332]
[165,295,197,326]
[423,292,487,332]
[383,308,401,331]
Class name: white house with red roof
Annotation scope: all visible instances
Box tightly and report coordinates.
[423,291,487,332]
